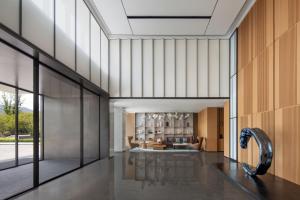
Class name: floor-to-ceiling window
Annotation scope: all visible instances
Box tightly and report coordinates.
[0,0,110,197]
[18,90,34,165]
[229,31,237,160]
[0,39,108,199]
[83,89,100,164]
[0,85,17,170]
[39,65,81,183]
[0,42,34,199]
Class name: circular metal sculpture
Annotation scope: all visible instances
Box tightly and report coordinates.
[240,128,273,176]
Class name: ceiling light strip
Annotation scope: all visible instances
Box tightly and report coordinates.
[127,16,211,19]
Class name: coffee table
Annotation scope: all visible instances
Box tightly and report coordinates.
[173,143,189,149]
[152,144,167,150]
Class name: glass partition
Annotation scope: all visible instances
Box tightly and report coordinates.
[0,42,33,91]
[39,65,81,183]
[18,90,33,165]
[229,31,237,160]
[0,85,16,170]
[0,1,108,193]
[0,42,34,200]
[83,89,100,164]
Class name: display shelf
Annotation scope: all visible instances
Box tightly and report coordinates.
[135,112,194,141]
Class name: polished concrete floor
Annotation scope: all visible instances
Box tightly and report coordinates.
[0,143,35,170]
[0,159,79,199]
[14,152,258,200]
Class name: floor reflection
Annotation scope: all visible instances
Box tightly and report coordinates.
[16,152,257,200]
[123,152,201,186]
[216,159,300,200]
[113,152,254,200]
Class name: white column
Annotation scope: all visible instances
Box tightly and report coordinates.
[114,107,124,152]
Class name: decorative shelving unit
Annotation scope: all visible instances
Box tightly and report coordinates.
[135,113,145,141]
[135,112,194,141]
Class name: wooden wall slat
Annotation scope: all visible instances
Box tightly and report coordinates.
[297,23,300,105]
[275,27,297,108]
[275,106,300,184]
[238,0,300,185]
[252,111,275,174]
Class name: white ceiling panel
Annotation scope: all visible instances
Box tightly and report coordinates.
[111,99,226,113]
[206,0,246,35]
[129,19,209,35]
[93,0,132,34]
[92,0,252,37]
[122,0,217,16]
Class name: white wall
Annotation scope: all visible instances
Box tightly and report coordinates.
[109,38,229,98]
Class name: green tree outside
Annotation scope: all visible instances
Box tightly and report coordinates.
[0,93,33,138]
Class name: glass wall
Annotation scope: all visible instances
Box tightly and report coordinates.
[39,65,81,183]
[18,91,34,165]
[229,31,237,160]
[100,96,109,159]
[0,0,110,93]
[83,89,100,164]
[0,37,108,198]
[0,0,110,196]
[0,42,34,200]
[0,85,16,170]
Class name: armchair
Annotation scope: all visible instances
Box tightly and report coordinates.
[128,136,139,149]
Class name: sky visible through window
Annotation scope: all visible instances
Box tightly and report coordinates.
[0,91,33,112]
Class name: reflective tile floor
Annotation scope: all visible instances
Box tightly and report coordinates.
[14,152,300,200]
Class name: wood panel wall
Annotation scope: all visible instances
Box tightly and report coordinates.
[198,108,219,152]
[237,0,300,184]
[125,113,135,149]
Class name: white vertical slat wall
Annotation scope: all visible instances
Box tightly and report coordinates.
[76,0,90,80]
[120,39,131,97]
[208,40,220,97]
[109,38,229,98]
[165,39,176,97]
[175,39,186,97]
[22,0,55,56]
[0,0,19,33]
[131,39,142,97]
[90,16,101,87]
[198,40,209,97]
[143,40,153,97]
[154,39,164,97]
[109,39,120,97]
[187,39,197,97]
[101,30,109,92]
[55,0,76,71]
[220,40,230,97]
[0,0,110,93]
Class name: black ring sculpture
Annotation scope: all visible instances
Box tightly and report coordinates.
[240,128,273,176]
